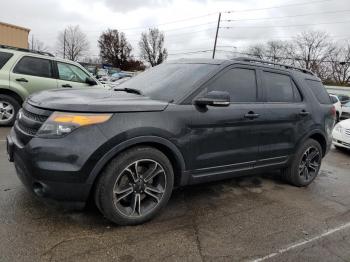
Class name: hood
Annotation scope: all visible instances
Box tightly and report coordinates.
[27,88,169,113]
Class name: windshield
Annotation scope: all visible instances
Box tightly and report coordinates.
[118,63,218,102]
[345,102,350,107]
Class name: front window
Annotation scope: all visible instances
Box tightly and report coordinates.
[119,63,218,102]
[57,62,90,83]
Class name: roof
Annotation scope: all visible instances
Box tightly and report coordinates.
[167,58,226,65]
[167,57,315,77]
[0,21,30,32]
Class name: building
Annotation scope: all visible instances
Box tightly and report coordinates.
[0,21,30,49]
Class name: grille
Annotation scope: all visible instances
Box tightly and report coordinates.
[15,103,52,144]
[345,129,350,136]
[22,108,48,123]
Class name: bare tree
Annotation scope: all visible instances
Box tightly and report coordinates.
[329,43,350,86]
[246,43,265,59]
[139,28,167,66]
[98,29,132,69]
[246,41,290,63]
[29,35,48,52]
[57,25,89,61]
[293,31,335,79]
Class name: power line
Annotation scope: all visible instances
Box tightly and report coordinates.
[222,9,350,22]
[224,0,332,13]
[221,20,350,29]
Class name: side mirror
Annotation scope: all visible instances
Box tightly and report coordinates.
[194,91,230,107]
[86,77,97,86]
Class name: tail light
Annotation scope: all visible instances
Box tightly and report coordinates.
[330,105,336,118]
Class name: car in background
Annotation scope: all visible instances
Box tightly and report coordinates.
[337,94,350,105]
[0,45,103,126]
[333,119,350,150]
[341,102,350,120]
[329,94,342,122]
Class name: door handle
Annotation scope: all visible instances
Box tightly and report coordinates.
[299,110,310,116]
[244,111,260,119]
[62,84,72,88]
[16,78,28,82]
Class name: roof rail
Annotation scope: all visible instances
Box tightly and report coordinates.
[233,57,315,76]
[0,45,54,57]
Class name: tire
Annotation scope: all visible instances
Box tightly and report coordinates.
[0,94,20,126]
[94,146,174,225]
[336,112,340,123]
[281,139,322,187]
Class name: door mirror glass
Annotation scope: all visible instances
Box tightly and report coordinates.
[194,91,230,107]
[86,77,97,86]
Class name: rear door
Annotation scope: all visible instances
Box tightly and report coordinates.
[257,69,309,166]
[10,56,57,96]
[188,65,264,178]
[55,61,91,89]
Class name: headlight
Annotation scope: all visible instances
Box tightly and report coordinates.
[37,112,112,138]
[334,123,343,133]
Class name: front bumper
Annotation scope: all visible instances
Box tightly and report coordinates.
[7,125,108,209]
[332,129,350,149]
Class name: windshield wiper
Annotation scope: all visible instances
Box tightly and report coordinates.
[114,87,142,95]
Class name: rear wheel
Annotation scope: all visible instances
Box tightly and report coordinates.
[281,139,322,187]
[0,95,20,126]
[95,146,174,225]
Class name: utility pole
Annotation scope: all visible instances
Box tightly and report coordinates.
[212,12,221,59]
[63,29,66,59]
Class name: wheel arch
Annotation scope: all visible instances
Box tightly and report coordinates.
[309,132,328,157]
[296,129,328,157]
[0,88,24,105]
[87,136,187,193]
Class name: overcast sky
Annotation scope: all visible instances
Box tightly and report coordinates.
[1,0,349,60]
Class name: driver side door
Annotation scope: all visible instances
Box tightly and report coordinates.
[55,62,91,89]
[188,66,264,182]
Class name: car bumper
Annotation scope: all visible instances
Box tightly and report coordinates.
[7,126,108,209]
[332,129,350,149]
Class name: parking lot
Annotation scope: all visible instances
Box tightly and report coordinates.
[1,126,350,261]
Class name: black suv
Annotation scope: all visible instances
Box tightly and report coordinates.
[7,58,335,225]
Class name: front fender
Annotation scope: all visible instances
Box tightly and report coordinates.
[86,135,186,186]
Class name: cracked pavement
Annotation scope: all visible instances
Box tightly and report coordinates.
[1,127,350,261]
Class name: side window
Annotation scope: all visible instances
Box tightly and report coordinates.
[0,51,13,69]
[57,62,89,83]
[305,79,331,104]
[13,56,52,78]
[263,71,295,103]
[207,68,257,102]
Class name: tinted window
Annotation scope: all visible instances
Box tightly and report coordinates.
[0,51,13,69]
[13,56,52,78]
[263,72,295,102]
[305,80,331,104]
[57,62,90,83]
[207,68,257,102]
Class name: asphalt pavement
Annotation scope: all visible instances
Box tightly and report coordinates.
[1,126,350,262]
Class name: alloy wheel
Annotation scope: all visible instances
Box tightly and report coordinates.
[112,159,167,218]
[298,146,321,182]
[0,101,15,123]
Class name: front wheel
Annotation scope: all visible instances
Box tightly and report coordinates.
[281,139,322,187]
[94,146,174,225]
[0,95,20,126]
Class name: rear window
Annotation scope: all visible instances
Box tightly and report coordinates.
[13,56,53,78]
[305,80,331,104]
[263,71,301,102]
[0,51,13,69]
